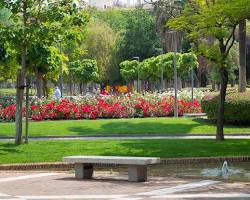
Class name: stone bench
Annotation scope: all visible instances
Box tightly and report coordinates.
[183,113,207,118]
[63,156,160,182]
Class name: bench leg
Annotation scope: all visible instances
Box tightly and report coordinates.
[75,163,93,179]
[128,165,147,182]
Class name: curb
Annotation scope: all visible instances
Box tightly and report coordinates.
[1,156,250,170]
[1,133,250,140]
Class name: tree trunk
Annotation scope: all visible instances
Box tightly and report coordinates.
[238,20,247,92]
[212,81,216,91]
[69,75,73,96]
[15,0,28,145]
[15,46,26,145]
[216,67,228,141]
[82,83,87,94]
[177,77,182,90]
[42,77,48,97]
[35,68,43,98]
[79,83,83,95]
[25,77,30,144]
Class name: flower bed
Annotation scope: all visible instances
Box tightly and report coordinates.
[0,93,202,122]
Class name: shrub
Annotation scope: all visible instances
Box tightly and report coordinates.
[202,92,250,123]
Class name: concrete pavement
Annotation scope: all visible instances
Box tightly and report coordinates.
[0,170,250,200]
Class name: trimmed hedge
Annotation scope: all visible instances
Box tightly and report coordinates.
[202,92,250,123]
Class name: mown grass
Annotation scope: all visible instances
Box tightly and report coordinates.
[0,88,37,97]
[0,118,250,137]
[0,88,16,96]
[0,139,249,164]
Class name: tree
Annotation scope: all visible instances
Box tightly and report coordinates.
[0,0,89,145]
[118,7,160,61]
[120,53,198,91]
[168,0,250,140]
[210,45,239,87]
[120,60,139,83]
[94,9,127,33]
[69,59,98,94]
[140,57,160,82]
[238,19,247,92]
[27,43,64,97]
[83,20,119,83]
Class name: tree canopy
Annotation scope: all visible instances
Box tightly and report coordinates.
[120,52,198,82]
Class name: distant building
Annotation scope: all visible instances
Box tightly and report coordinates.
[82,0,152,9]
[84,0,113,9]
[124,0,152,9]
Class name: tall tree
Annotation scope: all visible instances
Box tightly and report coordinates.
[1,0,89,144]
[168,0,250,140]
[83,20,119,83]
[118,7,160,61]
[238,19,247,92]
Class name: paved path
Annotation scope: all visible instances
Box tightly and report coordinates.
[1,134,250,141]
[0,171,249,200]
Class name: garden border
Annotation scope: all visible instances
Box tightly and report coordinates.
[1,156,250,170]
[1,133,250,140]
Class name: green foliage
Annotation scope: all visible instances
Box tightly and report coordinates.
[89,8,163,83]
[179,53,198,77]
[0,8,12,27]
[168,0,250,65]
[140,57,160,81]
[209,44,239,84]
[0,0,89,82]
[94,9,127,32]
[28,43,60,72]
[119,60,139,82]
[118,7,160,61]
[120,52,198,82]
[83,20,119,83]
[0,42,18,80]
[69,59,98,83]
[202,92,250,123]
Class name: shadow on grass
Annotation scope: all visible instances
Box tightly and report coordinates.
[67,118,207,135]
[99,139,250,158]
[0,143,21,155]
[196,118,250,128]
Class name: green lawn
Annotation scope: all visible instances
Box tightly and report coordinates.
[0,88,36,97]
[0,118,250,137]
[0,139,250,164]
[0,88,16,96]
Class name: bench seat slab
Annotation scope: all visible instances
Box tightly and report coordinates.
[64,156,160,165]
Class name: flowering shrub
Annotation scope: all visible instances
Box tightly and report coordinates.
[161,89,205,102]
[0,97,16,108]
[0,93,202,121]
[202,92,250,124]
